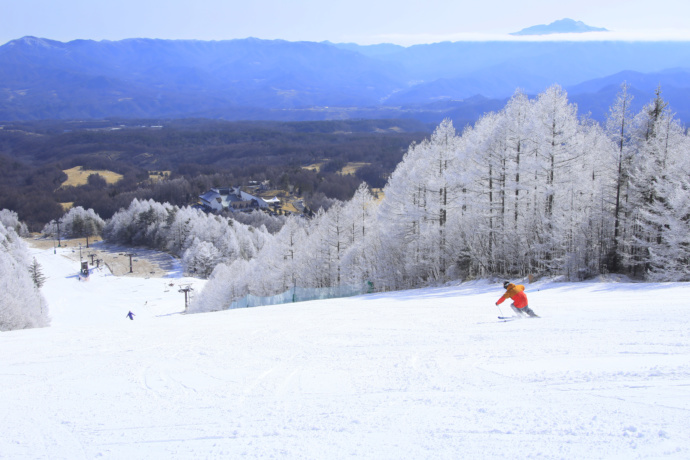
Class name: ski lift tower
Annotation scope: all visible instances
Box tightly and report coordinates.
[124,253,136,273]
[179,285,193,311]
[52,218,63,247]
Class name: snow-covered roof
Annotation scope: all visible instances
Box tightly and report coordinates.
[199,190,220,203]
[200,188,244,209]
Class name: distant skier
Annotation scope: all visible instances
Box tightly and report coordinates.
[126,311,135,320]
[496,281,538,317]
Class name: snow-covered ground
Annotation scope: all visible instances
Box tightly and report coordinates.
[1,245,689,459]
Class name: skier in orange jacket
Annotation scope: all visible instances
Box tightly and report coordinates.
[496,281,539,317]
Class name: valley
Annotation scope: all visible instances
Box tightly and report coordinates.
[0,118,427,229]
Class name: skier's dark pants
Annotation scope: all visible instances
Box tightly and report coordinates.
[511,303,537,317]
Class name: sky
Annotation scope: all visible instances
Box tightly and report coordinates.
[2,0,690,46]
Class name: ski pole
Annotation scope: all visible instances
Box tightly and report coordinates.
[494,302,504,317]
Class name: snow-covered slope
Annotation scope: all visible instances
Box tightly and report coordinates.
[1,245,689,459]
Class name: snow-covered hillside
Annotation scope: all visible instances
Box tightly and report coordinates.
[1,244,689,459]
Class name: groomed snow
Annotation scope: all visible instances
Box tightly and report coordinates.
[1,245,689,459]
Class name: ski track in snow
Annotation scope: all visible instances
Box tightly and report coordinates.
[0,244,689,458]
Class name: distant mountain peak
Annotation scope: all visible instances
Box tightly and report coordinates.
[7,36,63,49]
[511,18,608,36]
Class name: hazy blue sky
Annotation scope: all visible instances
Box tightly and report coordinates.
[3,0,690,46]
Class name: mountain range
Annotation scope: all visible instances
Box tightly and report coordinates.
[2,30,690,124]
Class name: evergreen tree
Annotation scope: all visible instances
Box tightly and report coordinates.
[29,257,47,289]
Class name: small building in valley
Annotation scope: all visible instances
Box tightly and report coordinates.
[199,187,278,213]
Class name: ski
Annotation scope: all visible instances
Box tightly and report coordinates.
[498,316,519,321]
[498,315,540,320]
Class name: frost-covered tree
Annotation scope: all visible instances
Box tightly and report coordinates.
[605,83,636,271]
[340,183,377,286]
[103,199,174,247]
[189,259,250,313]
[453,87,601,278]
[42,206,105,238]
[575,120,618,276]
[43,207,105,246]
[528,85,582,273]
[376,120,463,287]
[641,171,690,280]
[103,199,271,278]
[298,207,336,288]
[0,222,50,331]
[29,257,47,289]
[625,88,690,278]
[231,210,286,234]
[273,216,308,289]
[183,238,222,278]
[0,209,29,237]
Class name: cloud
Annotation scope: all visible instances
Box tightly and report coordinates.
[346,29,690,46]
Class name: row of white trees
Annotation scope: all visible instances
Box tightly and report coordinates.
[42,206,105,247]
[606,85,690,280]
[0,210,50,331]
[379,86,609,284]
[377,84,690,284]
[192,84,690,312]
[103,199,273,277]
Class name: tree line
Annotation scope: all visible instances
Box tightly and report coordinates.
[191,83,690,312]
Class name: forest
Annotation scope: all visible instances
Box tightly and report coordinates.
[0,118,429,230]
[76,83,690,315]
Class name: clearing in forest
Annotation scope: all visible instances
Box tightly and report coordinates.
[61,166,123,187]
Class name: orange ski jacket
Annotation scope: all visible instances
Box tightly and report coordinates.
[496,283,528,309]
